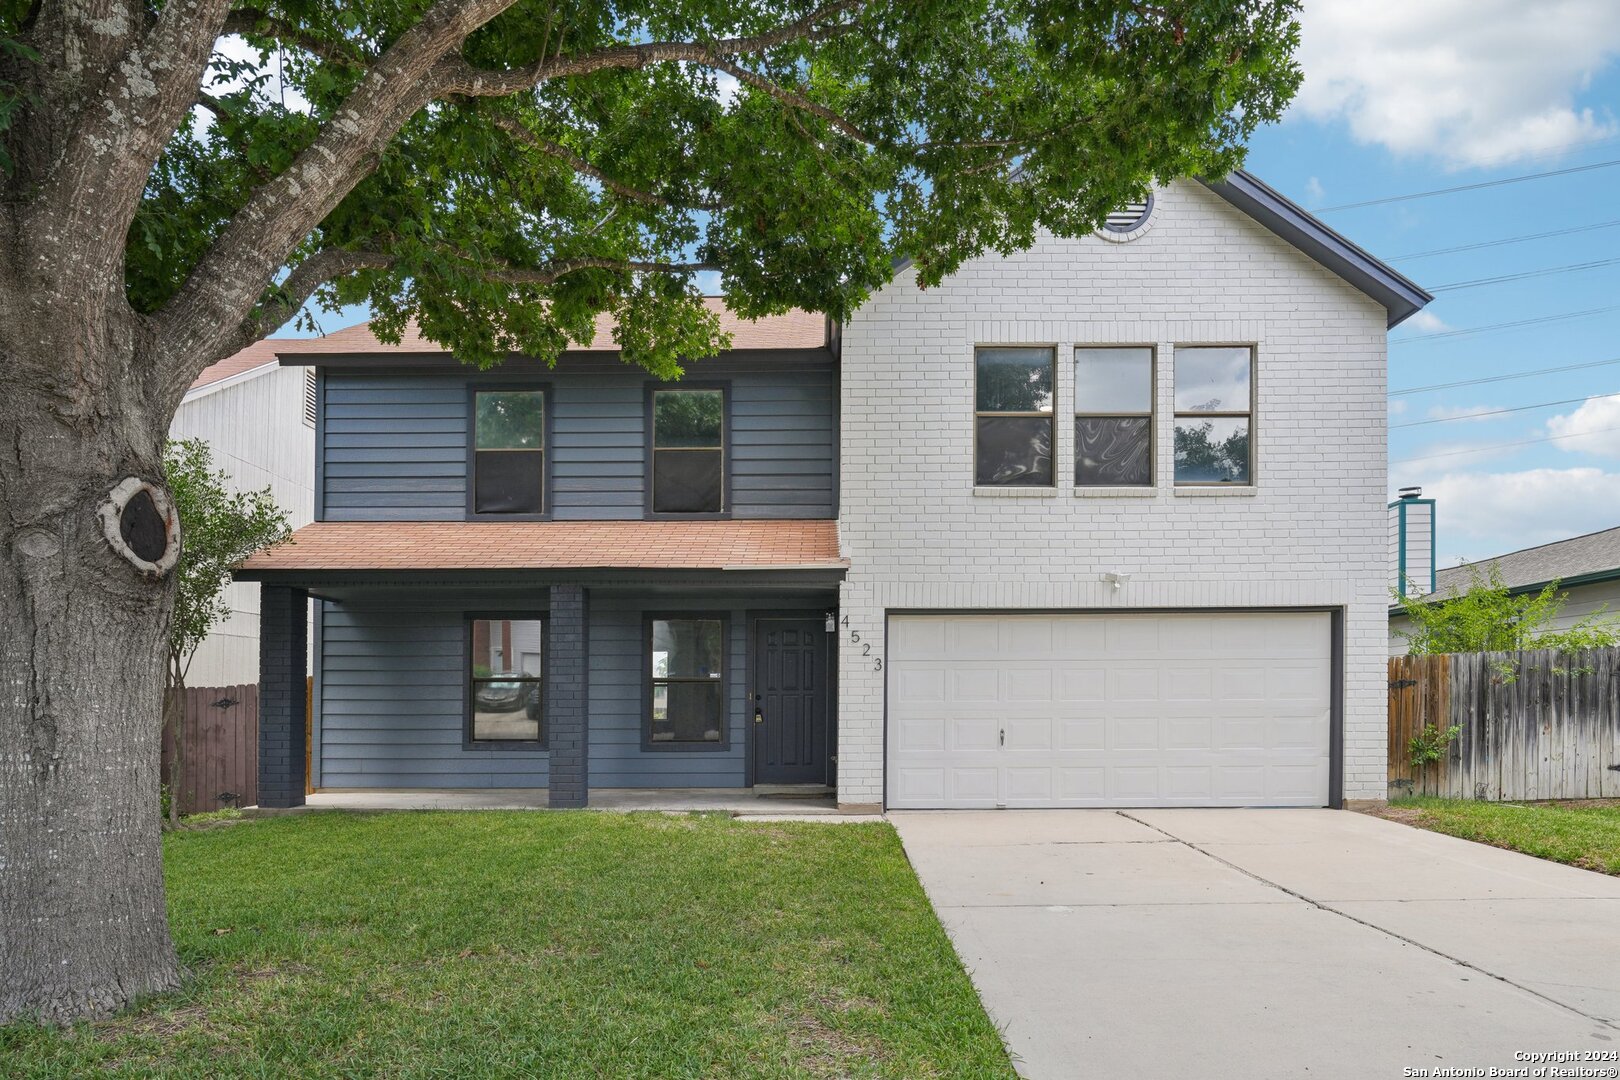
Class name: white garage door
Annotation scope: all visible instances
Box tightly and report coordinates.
[886,612,1332,809]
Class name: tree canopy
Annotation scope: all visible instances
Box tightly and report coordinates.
[1393,564,1620,656]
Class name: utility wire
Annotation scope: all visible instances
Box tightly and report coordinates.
[1393,424,1620,465]
[1318,158,1620,212]
[1393,391,1618,428]
[1389,219,1620,262]
[1429,255,1620,293]
[1391,304,1620,345]
[1392,356,1620,396]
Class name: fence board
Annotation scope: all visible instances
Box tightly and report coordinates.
[1389,647,1620,801]
[162,684,258,816]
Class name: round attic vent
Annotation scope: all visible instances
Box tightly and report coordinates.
[1102,196,1154,234]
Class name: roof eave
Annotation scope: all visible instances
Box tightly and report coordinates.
[1202,170,1434,329]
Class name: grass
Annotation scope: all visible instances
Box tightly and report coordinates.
[2,811,1013,1079]
[1388,797,1620,874]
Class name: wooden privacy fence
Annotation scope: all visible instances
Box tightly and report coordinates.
[1389,648,1620,800]
[162,684,258,815]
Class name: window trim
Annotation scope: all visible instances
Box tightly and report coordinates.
[463,611,549,750]
[973,345,1057,489]
[1074,344,1157,488]
[466,381,554,520]
[644,382,732,519]
[641,611,731,753]
[1171,343,1257,488]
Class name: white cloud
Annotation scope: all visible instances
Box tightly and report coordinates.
[1547,393,1620,455]
[195,35,312,132]
[1421,467,1620,560]
[1303,176,1325,203]
[1403,310,1451,334]
[1292,0,1620,167]
[1424,403,1500,423]
[1388,398,1408,417]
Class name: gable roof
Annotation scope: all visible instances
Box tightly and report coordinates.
[1435,525,1620,596]
[188,337,284,392]
[1202,170,1432,329]
[273,297,827,361]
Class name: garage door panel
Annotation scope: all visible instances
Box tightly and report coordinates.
[887,612,1332,809]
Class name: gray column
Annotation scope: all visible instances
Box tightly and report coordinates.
[258,585,308,808]
[546,584,589,808]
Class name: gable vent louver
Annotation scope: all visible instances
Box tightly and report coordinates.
[302,367,317,427]
[1102,197,1153,233]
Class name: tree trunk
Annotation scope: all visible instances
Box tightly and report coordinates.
[0,276,185,1023]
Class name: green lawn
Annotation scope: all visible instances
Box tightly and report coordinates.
[2,812,1012,1079]
[1391,798,1620,874]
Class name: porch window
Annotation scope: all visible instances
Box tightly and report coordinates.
[646,617,726,746]
[651,389,725,513]
[1173,346,1253,485]
[474,390,546,514]
[469,617,544,744]
[975,347,1054,486]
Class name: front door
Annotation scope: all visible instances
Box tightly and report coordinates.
[752,618,830,785]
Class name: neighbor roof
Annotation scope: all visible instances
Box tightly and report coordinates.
[188,337,283,392]
[1434,525,1620,596]
[235,519,845,577]
[273,298,827,361]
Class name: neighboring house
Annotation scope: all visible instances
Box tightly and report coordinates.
[235,170,1430,812]
[173,342,316,685]
[1389,523,1620,655]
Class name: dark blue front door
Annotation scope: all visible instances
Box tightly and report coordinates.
[752,619,829,785]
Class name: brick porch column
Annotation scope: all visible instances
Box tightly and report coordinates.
[258,585,308,808]
[546,584,589,808]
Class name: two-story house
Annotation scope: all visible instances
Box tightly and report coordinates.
[236,171,1430,811]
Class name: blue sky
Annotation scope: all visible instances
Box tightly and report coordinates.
[279,1,1620,567]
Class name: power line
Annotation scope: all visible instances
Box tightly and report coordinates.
[1428,255,1620,293]
[1393,424,1620,465]
[1393,391,1618,428]
[1391,304,1620,345]
[1389,219,1620,262]
[1392,355,1620,396]
[1317,158,1620,212]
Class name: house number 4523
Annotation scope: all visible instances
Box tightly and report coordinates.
[841,617,883,671]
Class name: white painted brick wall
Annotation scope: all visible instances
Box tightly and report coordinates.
[835,180,1392,805]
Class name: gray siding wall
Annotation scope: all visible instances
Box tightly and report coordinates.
[320,359,835,521]
[317,591,824,790]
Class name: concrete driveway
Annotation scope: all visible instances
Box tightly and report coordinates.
[892,809,1620,1080]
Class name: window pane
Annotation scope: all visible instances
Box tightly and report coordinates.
[1076,348,1152,413]
[475,391,545,450]
[1174,417,1251,484]
[1174,347,1251,412]
[653,449,722,513]
[654,390,724,447]
[471,619,544,678]
[1076,416,1151,486]
[976,348,1053,413]
[651,619,724,679]
[474,450,543,513]
[975,416,1052,486]
[650,680,723,743]
[472,681,542,741]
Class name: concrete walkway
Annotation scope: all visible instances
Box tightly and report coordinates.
[292,787,856,818]
[892,809,1620,1079]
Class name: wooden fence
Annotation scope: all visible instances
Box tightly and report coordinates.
[1389,648,1620,800]
[162,684,258,815]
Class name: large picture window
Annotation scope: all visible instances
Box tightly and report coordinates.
[975,347,1054,486]
[1075,347,1154,486]
[1173,347,1253,485]
[646,617,725,747]
[473,390,545,514]
[652,389,725,513]
[469,617,544,744]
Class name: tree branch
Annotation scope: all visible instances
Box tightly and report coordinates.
[702,55,873,144]
[211,247,395,363]
[485,256,716,285]
[487,113,721,210]
[222,9,371,66]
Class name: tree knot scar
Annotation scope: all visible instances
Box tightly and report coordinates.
[98,477,181,577]
[13,528,60,560]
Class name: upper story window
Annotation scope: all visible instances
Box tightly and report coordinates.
[652,389,725,513]
[1075,347,1153,486]
[1173,347,1253,485]
[975,347,1054,486]
[469,617,544,745]
[473,390,545,514]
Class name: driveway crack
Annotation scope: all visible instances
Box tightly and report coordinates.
[1115,812,1618,1031]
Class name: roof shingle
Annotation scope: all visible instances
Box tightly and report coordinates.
[1436,525,1620,594]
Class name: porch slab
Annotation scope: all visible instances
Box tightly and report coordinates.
[292,787,845,816]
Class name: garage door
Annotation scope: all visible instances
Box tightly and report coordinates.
[886,612,1332,809]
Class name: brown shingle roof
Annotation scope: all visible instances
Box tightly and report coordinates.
[236,519,845,575]
[189,337,284,391]
[273,299,826,359]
